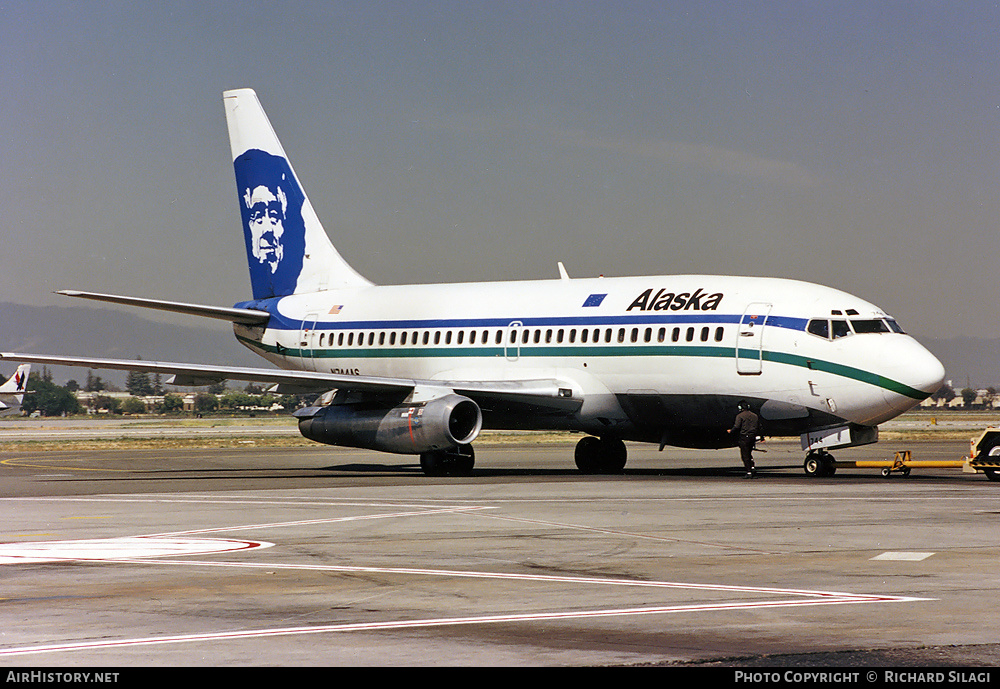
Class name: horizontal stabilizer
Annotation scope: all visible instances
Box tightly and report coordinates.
[57,290,270,325]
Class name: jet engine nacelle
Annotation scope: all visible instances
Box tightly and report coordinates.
[295,394,482,454]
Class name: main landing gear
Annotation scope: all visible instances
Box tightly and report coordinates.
[575,436,628,474]
[803,449,837,477]
[420,444,475,476]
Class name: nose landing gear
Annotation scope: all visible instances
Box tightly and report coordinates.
[803,449,837,477]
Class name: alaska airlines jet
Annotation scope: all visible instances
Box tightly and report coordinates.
[1,89,945,476]
[0,364,30,416]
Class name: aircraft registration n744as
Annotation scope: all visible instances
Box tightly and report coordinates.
[1,89,946,476]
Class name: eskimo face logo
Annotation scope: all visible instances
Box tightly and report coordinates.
[243,183,287,273]
[234,149,307,299]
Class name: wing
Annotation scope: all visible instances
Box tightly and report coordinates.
[0,352,582,413]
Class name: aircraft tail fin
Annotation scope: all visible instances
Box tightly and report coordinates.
[223,89,372,300]
[0,364,29,394]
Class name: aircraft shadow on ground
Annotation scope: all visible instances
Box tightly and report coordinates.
[59,463,978,482]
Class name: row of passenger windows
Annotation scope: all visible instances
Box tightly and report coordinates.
[805,318,905,340]
[311,325,728,348]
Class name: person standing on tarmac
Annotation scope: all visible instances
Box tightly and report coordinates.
[728,401,760,478]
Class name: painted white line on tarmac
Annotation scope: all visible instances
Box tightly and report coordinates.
[0,505,489,563]
[871,551,935,561]
[0,498,934,658]
[0,536,271,564]
[144,505,493,537]
[0,590,924,658]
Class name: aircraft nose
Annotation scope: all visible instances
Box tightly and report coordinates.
[880,337,946,412]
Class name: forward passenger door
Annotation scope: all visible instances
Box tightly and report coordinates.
[736,303,772,375]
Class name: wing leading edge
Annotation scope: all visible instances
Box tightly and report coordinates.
[0,352,582,413]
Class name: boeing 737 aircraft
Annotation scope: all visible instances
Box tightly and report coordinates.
[1,89,946,476]
[0,364,30,416]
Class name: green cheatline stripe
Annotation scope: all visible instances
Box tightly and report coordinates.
[236,335,928,400]
[762,350,922,399]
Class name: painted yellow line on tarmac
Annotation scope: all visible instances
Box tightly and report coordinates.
[1,457,132,472]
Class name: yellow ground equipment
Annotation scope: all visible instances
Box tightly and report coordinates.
[965,428,1000,482]
[813,431,1000,480]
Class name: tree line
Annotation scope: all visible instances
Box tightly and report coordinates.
[13,367,306,417]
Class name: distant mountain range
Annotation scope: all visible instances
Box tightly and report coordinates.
[0,302,996,390]
[0,302,260,389]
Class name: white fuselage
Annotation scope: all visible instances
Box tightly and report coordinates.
[233,273,944,448]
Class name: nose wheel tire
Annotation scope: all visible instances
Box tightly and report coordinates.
[804,450,836,477]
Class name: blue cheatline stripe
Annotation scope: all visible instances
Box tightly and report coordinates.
[235,334,929,401]
[240,308,808,333]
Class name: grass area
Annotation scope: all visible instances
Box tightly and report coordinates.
[1,410,997,452]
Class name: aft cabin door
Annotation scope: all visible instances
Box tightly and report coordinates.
[736,303,771,375]
[299,315,319,372]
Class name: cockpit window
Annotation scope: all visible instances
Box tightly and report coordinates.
[807,319,829,338]
[851,319,890,334]
[806,316,906,340]
[831,320,851,339]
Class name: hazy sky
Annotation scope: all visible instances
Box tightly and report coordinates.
[3,1,999,340]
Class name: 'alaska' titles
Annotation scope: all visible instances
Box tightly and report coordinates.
[626,288,724,312]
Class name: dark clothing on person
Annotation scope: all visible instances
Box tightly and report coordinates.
[731,409,760,474]
[731,410,760,439]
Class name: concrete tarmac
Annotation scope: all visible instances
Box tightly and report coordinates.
[0,437,998,667]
